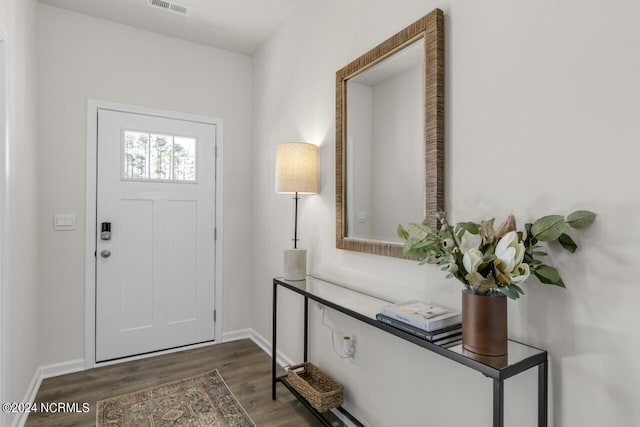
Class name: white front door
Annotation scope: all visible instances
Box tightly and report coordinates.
[96,109,216,362]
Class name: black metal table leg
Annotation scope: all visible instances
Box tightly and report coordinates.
[539,360,548,427]
[493,379,504,427]
[272,282,278,400]
[304,296,309,362]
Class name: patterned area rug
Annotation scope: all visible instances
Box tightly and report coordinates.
[96,370,255,426]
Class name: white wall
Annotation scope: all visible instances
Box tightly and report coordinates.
[252,0,640,426]
[0,0,40,426]
[37,4,253,365]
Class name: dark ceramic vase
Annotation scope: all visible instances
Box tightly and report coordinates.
[461,289,508,357]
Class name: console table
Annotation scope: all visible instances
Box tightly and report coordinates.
[271,276,548,427]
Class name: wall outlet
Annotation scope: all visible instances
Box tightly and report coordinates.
[342,335,355,357]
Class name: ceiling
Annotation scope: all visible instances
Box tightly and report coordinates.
[39,0,303,54]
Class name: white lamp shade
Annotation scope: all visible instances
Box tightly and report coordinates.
[275,142,318,194]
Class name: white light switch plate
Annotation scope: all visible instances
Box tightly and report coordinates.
[54,213,75,231]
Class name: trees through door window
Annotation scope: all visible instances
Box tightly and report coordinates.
[123,130,196,182]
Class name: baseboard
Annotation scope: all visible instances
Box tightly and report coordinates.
[10,368,40,427]
[336,403,373,427]
[39,359,85,380]
[10,359,85,427]
[222,328,252,342]
[222,328,293,368]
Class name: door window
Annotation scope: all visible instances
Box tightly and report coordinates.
[123,130,196,182]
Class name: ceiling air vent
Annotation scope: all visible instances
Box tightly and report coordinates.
[147,0,192,17]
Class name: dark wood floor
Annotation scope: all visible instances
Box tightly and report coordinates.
[26,339,321,426]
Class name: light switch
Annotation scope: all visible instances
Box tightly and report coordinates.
[54,213,75,231]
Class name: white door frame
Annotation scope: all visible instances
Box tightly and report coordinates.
[0,23,9,427]
[85,100,224,369]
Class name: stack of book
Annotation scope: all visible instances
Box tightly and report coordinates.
[376,300,462,347]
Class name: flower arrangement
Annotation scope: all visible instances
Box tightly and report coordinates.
[397,210,596,299]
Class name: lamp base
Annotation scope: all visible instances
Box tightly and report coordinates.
[283,249,306,281]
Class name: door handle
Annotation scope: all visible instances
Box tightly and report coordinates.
[100,249,111,258]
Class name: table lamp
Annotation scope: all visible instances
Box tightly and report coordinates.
[275,142,318,280]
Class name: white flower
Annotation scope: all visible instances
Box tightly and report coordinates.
[460,231,482,254]
[446,263,458,273]
[463,248,483,274]
[495,231,525,273]
[510,263,530,284]
[495,231,530,284]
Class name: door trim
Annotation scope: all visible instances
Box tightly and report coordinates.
[0,24,8,427]
[85,100,224,369]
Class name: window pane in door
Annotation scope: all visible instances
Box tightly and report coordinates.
[173,137,196,181]
[123,131,149,179]
[150,134,173,180]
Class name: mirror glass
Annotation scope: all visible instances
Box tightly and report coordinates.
[335,9,444,258]
[345,39,425,243]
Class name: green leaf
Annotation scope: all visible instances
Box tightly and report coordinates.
[532,250,548,256]
[397,224,409,240]
[511,283,525,295]
[483,253,497,264]
[498,285,521,300]
[534,265,559,282]
[525,223,537,247]
[534,265,566,287]
[412,239,436,249]
[567,210,596,229]
[457,222,480,234]
[558,233,578,253]
[531,215,565,242]
[408,222,432,236]
[480,243,495,255]
[403,239,422,255]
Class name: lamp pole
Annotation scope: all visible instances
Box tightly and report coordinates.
[293,191,299,249]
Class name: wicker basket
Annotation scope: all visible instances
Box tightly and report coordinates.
[287,362,344,412]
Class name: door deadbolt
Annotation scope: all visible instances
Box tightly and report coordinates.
[101,222,112,240]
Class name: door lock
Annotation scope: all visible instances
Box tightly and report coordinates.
[101,222,111,240]
[100,249,111,258]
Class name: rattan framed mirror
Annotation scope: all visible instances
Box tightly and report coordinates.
[336,8,444,258]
